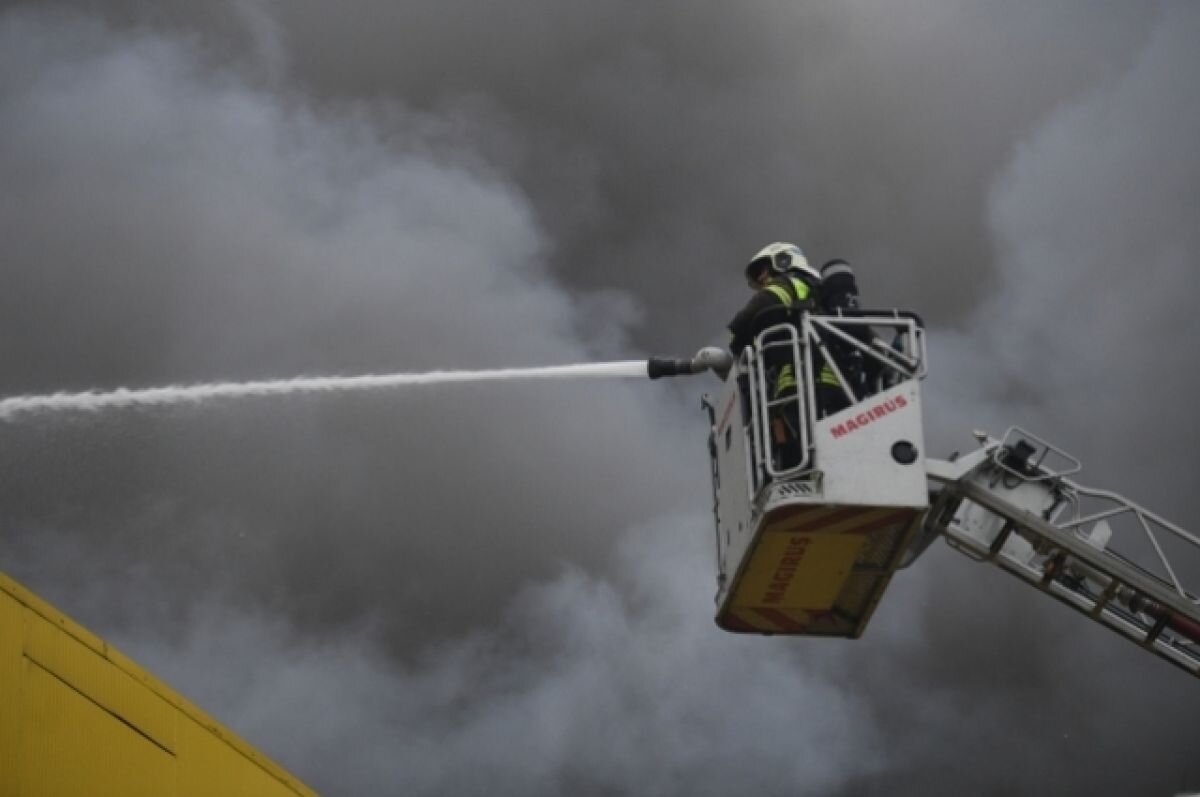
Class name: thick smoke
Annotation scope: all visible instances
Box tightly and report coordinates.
[888,5,1200,792]
[100,516,885,796]
[2,3,1199,796]
[0,9,701,653]
[10,0,1157,352]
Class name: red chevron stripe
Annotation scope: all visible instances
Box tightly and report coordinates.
[751,607,809,632]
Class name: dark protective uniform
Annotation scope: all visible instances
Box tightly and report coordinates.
[727,273,816,468]
[728,274,816,348]
[728,273,816,392]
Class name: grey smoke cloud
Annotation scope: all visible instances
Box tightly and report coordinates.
[894,6,1200,791]
[105,515,886,796]
[0,8,694,640]
[258,0,1158,352]
[13,0,1157,351]
[2,2,1199,796]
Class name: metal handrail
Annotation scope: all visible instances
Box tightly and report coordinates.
[806,315,928,386]
[983,426,1198,604]
[737,311,928,492]
[1055,484,1200,603]
[736,346,763,500]
[753,324,810,481]
[991,426,1083,482]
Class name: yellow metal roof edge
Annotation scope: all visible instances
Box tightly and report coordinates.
[0,570,320,797]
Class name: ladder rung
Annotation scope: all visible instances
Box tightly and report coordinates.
[1040,552,1063,587]
[1090,579,1121,618]
[1144,612,1169,645]
[988,520,1015,558]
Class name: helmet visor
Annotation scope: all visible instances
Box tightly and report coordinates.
[744,257,772,286]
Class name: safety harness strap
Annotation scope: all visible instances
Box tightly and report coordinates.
[764,276,811,308]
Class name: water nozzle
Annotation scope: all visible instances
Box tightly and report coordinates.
[691,346,733,379]
[646,357,694,380]
[647,347,733,380]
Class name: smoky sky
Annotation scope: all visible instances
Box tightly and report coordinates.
[2,2,1199,796]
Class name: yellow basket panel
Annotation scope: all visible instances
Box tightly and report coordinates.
[733,532,866,611]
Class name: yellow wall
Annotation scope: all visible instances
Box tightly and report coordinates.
[0,572,317,797]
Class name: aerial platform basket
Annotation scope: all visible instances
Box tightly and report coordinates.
[704,311,929,637]
[695,309,1200,676]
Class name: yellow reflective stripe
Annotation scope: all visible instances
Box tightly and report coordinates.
[818,364,840,386]
[765,278,811,307]
[765,284,793,307]
[775,365,797,395]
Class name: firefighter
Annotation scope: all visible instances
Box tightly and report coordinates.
[815,258,878,416]
[727,242,821,469]
[728,242,821,354]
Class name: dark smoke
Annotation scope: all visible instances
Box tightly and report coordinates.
[2,2,1198,795]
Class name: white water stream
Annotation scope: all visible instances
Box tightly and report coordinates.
[0,361,649,422]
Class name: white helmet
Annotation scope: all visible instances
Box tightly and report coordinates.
[744,242,821,284]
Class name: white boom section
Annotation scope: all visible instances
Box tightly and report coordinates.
[924,428,1200,679]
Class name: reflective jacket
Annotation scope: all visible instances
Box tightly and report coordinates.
[727,274,814,354]
[727,274,815,396]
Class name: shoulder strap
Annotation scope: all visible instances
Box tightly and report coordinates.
[789,276,812,304]
[764,275,813,308]
[764,282,794,308]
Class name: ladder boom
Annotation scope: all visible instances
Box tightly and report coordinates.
[925,428,1200,679]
